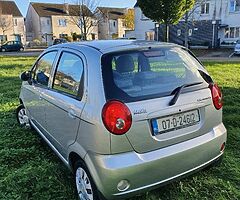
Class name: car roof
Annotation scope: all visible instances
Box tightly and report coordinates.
[52,40,180,54]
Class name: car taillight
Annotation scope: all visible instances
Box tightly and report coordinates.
[209,83,223,110]
[102,100,132,135]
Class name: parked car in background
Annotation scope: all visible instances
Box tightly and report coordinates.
[17,40,227,200]
[234,40,240,55]
[53,38,68,45]
[0,41,24,52]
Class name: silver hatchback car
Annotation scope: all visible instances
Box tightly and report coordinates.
[17,40,227,200]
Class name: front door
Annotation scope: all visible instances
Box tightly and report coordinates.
[24,51,58,132]
[42,50,85,157]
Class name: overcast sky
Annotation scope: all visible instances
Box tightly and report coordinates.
[14,0,136,16]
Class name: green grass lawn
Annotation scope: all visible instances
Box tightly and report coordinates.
[0,57,239,200]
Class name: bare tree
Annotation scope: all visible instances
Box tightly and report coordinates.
[69,0,102,40]
[184,0,206,48]
[0,7,11,43]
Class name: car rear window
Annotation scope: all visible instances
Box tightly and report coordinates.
[101,47,209,103]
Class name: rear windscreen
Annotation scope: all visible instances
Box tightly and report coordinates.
[101,47,209,103]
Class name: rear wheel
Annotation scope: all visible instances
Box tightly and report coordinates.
[19,47,24,51]
[74,160,100,200]
[1,48,6,52]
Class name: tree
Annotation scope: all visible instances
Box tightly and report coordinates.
[184,0,205,48]
[0,7,11,44]
[137,0,195,42]
[69,0,101,41]
[123,9,134,30]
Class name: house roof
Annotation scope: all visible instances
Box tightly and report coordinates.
[31,3,92,17]
[134,3,139,8]
[0,1,23,17]
[97,7,127,20]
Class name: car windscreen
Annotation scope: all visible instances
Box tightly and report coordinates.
[101,47,209,103]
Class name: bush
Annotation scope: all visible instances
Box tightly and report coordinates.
[32,39,41,46]
[64,36,73,42]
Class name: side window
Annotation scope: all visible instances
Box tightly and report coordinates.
[53,52,84,98]
[33,51,57,86]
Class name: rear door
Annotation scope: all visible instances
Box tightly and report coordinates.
[102,47,220,153]
[42,49,86,157]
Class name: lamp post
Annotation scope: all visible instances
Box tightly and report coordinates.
[212,20,216,48]
[156,23,159,41]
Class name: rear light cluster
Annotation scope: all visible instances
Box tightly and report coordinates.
[209,83,223,110]
[102,100,132,135]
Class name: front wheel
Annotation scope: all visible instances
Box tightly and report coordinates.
[16,104,30,128]
[74,160,100,200]
[19,47,24,51]
[1,48,6,52]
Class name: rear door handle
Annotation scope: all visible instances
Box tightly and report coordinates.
[68,109,77,119]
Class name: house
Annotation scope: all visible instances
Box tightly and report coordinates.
[125,3,155,40]
[157,0,235,48]
[25,3,98,46]
[192,0,240,47]
[0,1,25,44]
[132,0,240,48]
[97,7,132,39]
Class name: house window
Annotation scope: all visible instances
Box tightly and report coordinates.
[58,19,67,27]
[225,28,229,38]
[189,29,193,36]
[229,0,240,12]
[177,29,181,37]
[14,19,18,26]
[201,2,210,14]
[113,21,116,27]
[236,27,240,37]
[224,27,240,38]
[47,19,50,25]
[230,27,235,38]
[0,35,7,43]
[145,31,155,41]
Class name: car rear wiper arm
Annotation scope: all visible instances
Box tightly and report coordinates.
[169,82,203,106]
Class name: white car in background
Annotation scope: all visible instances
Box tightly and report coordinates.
[234,40,240,55]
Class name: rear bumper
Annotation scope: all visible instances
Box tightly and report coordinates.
[85,123,227,200]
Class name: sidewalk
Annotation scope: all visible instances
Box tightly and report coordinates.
[199,56,240,62]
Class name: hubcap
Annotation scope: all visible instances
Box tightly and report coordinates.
[18,108,30,127]
[76,167,93,200]
[2,48,6,52]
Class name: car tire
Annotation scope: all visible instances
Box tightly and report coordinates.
[1,48,6,52]
[74,160,103,200]
[20,47,24,52]
[16,104,31,128]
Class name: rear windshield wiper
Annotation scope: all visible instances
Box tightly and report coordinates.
[169,82,203,106]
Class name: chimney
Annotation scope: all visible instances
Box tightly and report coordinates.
[64,3,69,15]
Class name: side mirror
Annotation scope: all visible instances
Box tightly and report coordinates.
[20,71,31,82]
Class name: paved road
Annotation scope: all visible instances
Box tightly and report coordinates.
[199,56,240,62]
[0,49,44,57]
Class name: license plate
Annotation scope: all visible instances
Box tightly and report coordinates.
[151,109,200,135]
